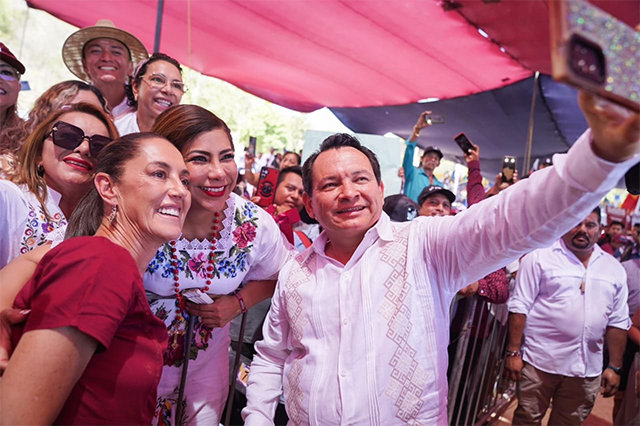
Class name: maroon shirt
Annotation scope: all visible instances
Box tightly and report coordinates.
[13,237,168,425]
[466,160,510,304]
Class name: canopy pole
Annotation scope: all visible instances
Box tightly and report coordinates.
[154,0,165,53]
[523,71,540,177]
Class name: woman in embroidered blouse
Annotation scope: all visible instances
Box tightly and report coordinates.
[0,102,119,268]
[115,52,186,136]
[148,104,293,425]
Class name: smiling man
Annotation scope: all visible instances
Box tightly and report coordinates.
[62,20,148,118]
[506,208,630,425]
[242,92,640,426]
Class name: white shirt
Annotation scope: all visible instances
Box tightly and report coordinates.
[0,180,66,268]
[114,111,140,136]
[243,130,639,426]
[111,97,134,120]
[509,240,630,378]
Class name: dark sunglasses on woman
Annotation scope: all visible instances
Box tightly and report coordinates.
[48,121,112,158]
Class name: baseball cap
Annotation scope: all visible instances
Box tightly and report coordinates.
[0,42,25,75]
[418,185,456,206]
[422,146,443,160]
[383,194,419,222]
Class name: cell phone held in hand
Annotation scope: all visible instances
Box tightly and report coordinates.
[501,156,517,184]
[255,167,279,208]
[549,0,640,112]
[454,133,474,155]
[248,136,257,157]
[425,114,445,125]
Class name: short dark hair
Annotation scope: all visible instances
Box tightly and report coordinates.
[277,166,302,189]
[592,206,602,223]
[610,220,624,229]
[302,133,381,195]
[282,151,301,166]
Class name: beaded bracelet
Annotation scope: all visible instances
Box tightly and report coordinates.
[234,292,247,314]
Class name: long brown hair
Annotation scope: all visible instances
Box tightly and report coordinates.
[152,104,233,153]
[0,106,26,156]
[14,102,119,221]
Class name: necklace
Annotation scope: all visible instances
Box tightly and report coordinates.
[167,211,222,350]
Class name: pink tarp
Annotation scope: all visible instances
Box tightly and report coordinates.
[26,0,639,113]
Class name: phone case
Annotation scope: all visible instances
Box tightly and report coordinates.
[256,167,279,207]
[501,156,517,183]
[549,0,639,111]
[454,133,474,155]
[425,114,445,125]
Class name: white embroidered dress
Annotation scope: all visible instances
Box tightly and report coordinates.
[144,193,293,425]
[0,180,66,268]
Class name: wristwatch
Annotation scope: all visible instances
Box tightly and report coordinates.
[607,364,622,375]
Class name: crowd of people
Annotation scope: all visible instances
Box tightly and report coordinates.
[0,17,639,426]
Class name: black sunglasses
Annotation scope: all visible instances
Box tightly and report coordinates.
[48,121,112,158]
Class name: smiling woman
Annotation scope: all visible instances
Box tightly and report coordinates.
[0,102,119,268]
[0,133,191,425]
[115,52,186,135]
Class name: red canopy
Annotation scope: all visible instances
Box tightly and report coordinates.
[27,0,638,112]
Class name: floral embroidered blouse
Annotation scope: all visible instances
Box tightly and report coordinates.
[0,180,67,268]
[144,193,294,425]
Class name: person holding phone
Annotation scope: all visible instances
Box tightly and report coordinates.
[242,91,639,425]
[402,111,445,203]
[0,133,191,424]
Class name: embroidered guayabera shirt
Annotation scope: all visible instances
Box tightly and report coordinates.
[243,130,638,426]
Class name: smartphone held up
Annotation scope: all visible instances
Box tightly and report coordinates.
[255,167,279,208]
[501,156,517,184]
[549,0,639,112]
[454,133,475,155]
[425,114,445,125]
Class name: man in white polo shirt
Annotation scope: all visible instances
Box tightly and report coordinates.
[506,207,630,425]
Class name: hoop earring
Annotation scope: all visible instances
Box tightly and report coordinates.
[109,205,117,224]
[37,164,44,177]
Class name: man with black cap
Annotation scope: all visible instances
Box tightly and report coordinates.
[417,185,455,217]
[61,20,148,118]
[402,111,445,203]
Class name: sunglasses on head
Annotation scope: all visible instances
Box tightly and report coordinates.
[47,121,112,158]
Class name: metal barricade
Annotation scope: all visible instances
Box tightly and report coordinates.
[448,296,514,425]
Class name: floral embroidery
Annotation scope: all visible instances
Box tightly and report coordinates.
[146,202,260,280]
[19,203,66,255]
[233,222,256,249]
[146,201,261,368]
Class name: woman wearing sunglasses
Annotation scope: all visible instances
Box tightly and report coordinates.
[1,133,191,425]
[0,102,118,268]
[115,52,186,136]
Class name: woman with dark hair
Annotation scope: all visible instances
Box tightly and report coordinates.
[0,102,119,268]
[115,52,186,135]
[0,133,191,425]
[148,104,293,425]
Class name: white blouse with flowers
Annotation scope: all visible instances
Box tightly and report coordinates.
[144,192,295,425]
[0,180,67,268]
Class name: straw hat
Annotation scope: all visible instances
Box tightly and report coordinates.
[62,19,149,82]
